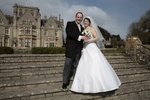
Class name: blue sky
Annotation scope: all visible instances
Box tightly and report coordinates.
[0,0,150,39]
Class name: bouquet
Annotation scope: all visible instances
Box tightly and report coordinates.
[81,30,91,37]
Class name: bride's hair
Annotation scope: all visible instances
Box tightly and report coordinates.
[84,18,91,25]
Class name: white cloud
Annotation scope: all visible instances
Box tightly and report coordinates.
[0,0,124,38]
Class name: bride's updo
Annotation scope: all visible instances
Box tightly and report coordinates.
[84,17,91,25]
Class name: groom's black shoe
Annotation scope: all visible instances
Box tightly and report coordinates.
[62,84,67,89]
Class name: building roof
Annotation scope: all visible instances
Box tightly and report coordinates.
[41,16,63,28]
[41,19,47,26]
[5,15,13,24]
[54,20,63,28]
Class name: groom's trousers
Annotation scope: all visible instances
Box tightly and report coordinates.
[63,52,81,85]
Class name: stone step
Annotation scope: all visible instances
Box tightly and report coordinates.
[103,53,126,56]
[0,69,150,87]
[0,63,144,73]
[0,67,149,81]
[0,65,149,80]
[0,58,64,64]
[0,54,126,62]
[0,53,149,100]
[0,59,134,66]
[0,79,149,100]
[0,54,65,58]
[1,64,148,77]
[0,64,64,73]
[0,56,65,60]
[0,56,130,63]
[35,90,150,100]
[103,91,150,100]
[0,53,125,58]
[0,55,129,60]
[0,72,149,92]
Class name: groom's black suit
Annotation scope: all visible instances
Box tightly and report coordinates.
[63,21,84,86]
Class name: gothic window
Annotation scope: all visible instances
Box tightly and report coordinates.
[5,28,9,34]
[0,38,2,46]
[19,9,23,16]
[50,42,54,47]
[19,28,23,34]
[22,20,26,25]
[19,38,24,47]
[25,38,31,47]
[0,18,3,25]
[25,28,30,34]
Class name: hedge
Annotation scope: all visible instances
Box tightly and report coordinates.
[31,47,65,54]
[0,47,14,54]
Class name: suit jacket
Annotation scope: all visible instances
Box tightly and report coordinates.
[65,21,84,58]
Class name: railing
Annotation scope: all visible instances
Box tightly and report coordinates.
[136,44,150,69]
[126,37,150,69]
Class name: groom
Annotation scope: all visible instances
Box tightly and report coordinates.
[62,12,87,89]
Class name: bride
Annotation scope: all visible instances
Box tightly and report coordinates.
[70,16,121,93]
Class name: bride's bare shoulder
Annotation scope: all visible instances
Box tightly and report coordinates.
[89,27,95,31]
[87,26,93,30]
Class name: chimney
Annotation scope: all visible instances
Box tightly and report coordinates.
[44,15,47,20]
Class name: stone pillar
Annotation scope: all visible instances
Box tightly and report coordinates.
[125,36,142,61]
[2,36,4,46]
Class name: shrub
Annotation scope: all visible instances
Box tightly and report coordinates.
[0,47,14,54]
[105,45,113,48]
[31,47,65,54]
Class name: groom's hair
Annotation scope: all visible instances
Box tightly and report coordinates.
[75,12,83,17]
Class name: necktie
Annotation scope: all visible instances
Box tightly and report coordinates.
[78,24,81,32]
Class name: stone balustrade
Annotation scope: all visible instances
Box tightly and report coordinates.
[126,36,150,69]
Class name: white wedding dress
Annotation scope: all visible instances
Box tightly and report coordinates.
[70,31,121,93]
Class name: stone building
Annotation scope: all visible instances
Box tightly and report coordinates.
[0,3,64,48]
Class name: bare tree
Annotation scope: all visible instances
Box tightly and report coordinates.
[127,9,150,44]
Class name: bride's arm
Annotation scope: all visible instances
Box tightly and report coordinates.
[85,27,98,42]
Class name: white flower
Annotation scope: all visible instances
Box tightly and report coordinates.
[81,30,91,37]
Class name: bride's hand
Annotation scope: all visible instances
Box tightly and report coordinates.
[84,39,89,43]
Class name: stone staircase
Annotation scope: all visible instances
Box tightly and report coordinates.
[0,53,150,100]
